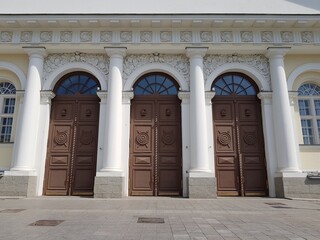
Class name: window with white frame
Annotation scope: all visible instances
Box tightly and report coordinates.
[298,83,320,145]
[0,82,16,143]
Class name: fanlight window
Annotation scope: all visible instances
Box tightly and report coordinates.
[298,83,320,145]
[0,82,16,143]
[213,74,256,96]
[134,73,178,95]
[55,73,100,96]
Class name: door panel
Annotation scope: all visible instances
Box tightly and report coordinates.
[130,97,182,196]
[44,96,99,196]
[213,97,267,197]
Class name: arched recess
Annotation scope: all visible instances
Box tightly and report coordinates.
[0,61,26,89]
[205,63,270,92]
[287,63,320,91]
[43,71,101,196]
[211,72,268,197]
[123,63,188,91]
[43,62,107,91]
[129,72,182,196]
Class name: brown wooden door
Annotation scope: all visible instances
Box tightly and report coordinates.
[213,96,267,196]
[129,96,182,196]
[44,95,99,196]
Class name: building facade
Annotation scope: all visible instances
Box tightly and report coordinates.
[0,0,320,198]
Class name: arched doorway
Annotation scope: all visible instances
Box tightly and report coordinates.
[212,73,268,196]
[44,72,100,196]
[129,73,182,196]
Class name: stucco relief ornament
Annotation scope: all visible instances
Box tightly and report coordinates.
[0,31,13,42]
[120,31,132,42]
[203,54,270,86]
[281,31,294,42]
[60,31,72,42]
[261,31,273,42]
[180,31,192,42]
[20,31,32,42]
[301,31,314,43]
[123,54,190,85]
[160,31,172,42]
[80,31,92,42]
[140,31,152,42]
[40,31,52,42]
[241,31,253,42]
[200,31,212,42]
[43,52,109,80]
[100,31,112,42]
[220,31,233,42]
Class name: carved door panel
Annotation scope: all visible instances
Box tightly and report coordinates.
[213,96,267,196]
[130,96,182,196]
[44,96,99,196]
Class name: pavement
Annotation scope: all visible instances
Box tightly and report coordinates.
[0,196,320,240]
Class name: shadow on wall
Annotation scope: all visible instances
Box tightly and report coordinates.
[286,0,320,11]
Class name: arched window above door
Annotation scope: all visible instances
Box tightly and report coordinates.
[55,72,100,96]
[134,73,179,95]
[212,73,257,96]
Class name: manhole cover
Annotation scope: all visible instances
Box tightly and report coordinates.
[265,202,286,206]
[29,220,64,226]
[137,217,165,223]
[0,209,25,213]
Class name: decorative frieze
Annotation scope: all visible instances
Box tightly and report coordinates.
[43,52,109,80]
[123,54,189,84]
[1,29,319,45]
[204,54,270,86]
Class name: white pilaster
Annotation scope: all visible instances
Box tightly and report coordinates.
[100,47,126,173]
[178,91,191,197]
[257,92,277,197]
[11,47,47,172]
[186,47,210,173]
[266,47,300,172]
[205,91,216,175]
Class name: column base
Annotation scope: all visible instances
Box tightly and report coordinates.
[187,171,217,199]
[275,172,320,199]
[94,172,124,198]
[0,171,37,197]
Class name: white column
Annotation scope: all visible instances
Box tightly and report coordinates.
[178,91,191,197]
[11,47,46,171]
[266,47,300,172]
[186,47,210,172]
[101,47,126,172]
[257,92,277,197]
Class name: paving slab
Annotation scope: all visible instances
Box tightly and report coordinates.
[0,197,320,240]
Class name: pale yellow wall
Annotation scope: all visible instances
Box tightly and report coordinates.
[0,144,13,170]
[300,147,320,170]
[285,55,320,78]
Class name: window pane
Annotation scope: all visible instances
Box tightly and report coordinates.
[318,120,320,142]
[0,117,13,143]
[0,82,16,94]
[301,119,313,144]
[298,83,320,96]
[298,100,310,116]
[3,98,15,114]
[314,100,320,116]
[134,74,178,95]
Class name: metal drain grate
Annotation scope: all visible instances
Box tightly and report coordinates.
[29,220,64,226]
[0,209,25,213]
[137,217,165,223]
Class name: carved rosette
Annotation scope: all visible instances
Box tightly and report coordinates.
[54,130,68,146]
[60,31,73,42]
[217,131,231,147]
[40,31,53,42]
[221,31,233,42]
[301,31,314,43]
[160,31,172,42]
[140,31,152,42]
[281,31,294,42]
[243,131,257,145]
[261,31,273,42]
[43,53,109,80]
[241,31,253,42]
[136,130,149,147]
[204,54,270,88]
[80,130,94,145]
[100,31,112,42]
[20,31,33,42]
[161,130,175,145]
[80,31,92,42]
[123,54,189,85]
[0,31,13,42]
[200,31,213,42]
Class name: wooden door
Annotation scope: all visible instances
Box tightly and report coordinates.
[44,95,99,196]
[129,96,182,196]
[213,96,267,196]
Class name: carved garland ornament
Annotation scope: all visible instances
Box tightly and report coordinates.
[204,54,270,87]
[43,53,109,81]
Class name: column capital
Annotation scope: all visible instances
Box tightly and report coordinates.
[22,46,47,58]
[122,91,134,104]
[265,47,291,59]
[185,47,208,58]
[40,91,55,104]
[205,91,215,105]
[178,91,190,102]
[105,47,127,58]
[257,91,273,105]
[97,90,108,103]
[288,91,299,106]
